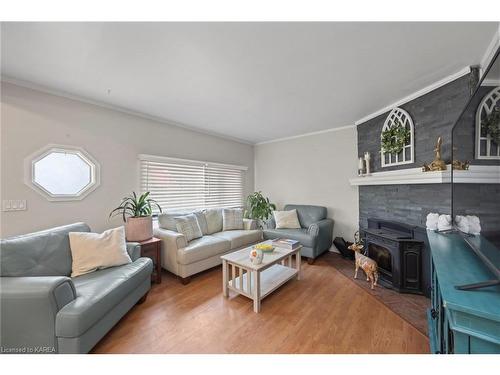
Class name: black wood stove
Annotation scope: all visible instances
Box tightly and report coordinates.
[363,218,425,295]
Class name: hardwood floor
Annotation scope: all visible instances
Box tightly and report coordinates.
[92,252,429,354]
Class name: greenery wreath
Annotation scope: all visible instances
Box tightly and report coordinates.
[482,106,500,144]
[381,118,411,154]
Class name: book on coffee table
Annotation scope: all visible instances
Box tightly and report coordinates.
[272,238,300,250]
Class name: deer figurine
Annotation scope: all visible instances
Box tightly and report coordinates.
[348,243,379,290]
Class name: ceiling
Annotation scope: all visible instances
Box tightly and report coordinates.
[1,22,498,144]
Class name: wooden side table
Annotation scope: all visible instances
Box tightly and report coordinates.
[139,237,162,284]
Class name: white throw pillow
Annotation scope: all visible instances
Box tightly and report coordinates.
[222,208,244,231]
[175,214,203,242]
[273,209,301,229]
[69,226,131,278]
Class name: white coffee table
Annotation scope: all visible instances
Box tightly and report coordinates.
[221,240,302,312]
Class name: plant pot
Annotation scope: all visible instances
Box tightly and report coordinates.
[125,216,153,242]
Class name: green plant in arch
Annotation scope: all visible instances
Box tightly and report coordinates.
[482,105,500,144]
[381,117,411,154]
[244,191,276,228]
[109,191,162,222]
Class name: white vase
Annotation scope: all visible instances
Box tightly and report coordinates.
[125,216,153,242]
[249,248,264,265]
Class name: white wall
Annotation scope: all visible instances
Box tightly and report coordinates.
[0,82,254,237]
[254,127,359,242]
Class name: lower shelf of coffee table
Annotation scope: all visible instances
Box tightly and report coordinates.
[228,264,297,299]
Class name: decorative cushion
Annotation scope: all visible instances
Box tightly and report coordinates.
[69,226,132,278]
[205,208,223,234]
[174,214,203,242]
[157,209,193,231]
[194,211,209,235]
[273,209,301,229]
[222,208,244,231]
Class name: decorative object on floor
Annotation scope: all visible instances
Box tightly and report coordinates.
[221,241,302,312]
[348,242,379,290]
[244,191,276,229]
[381,117,411,155]
[249,248,264,265]
[426,213,439,230]
[358,157,365,176]
[109,191,162,242]
[482,103,500,144]
[139,237,162,284]
[422,137,447,172]
[364,152,371,175]
[437,214,452,231]
[69,226,132,277]
[254,243,275,252]
[333,237,354,259]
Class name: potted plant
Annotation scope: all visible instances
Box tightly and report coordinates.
[109,191,162,242]
[244,191,276,229]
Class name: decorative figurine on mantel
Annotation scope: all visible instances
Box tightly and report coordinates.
[452,147,470,171]
[348,231,379,290]
[422,136,447,172]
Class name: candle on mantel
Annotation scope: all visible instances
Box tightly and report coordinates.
[358,157,365,176]
[364,152,371,175]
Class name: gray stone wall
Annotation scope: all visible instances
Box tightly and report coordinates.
[357,74,472,173]
[357,72,500,230]
[359,184,451,228]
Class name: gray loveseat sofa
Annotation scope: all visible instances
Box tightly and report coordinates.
[0,223,153,354]
[263,204,334,263]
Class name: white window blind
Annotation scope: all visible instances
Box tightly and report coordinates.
[139,154,246,212]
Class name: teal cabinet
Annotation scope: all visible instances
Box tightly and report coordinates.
[427,231,500,354]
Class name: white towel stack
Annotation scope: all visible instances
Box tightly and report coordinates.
[426,212,481,235]
[466,215,481,235]
[425,213,439,231]
[455,215,469,234]
[437,214,452,231]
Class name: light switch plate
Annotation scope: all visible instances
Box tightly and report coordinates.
[2,200,27,211]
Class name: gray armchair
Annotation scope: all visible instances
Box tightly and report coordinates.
[0,223,153,353]
[263,204,334,263]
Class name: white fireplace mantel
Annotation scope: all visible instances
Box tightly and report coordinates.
[349,165,500,186]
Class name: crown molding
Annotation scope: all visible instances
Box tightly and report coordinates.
[355,66,471,126]
[0,76,254,146]
[254,124,356,146]
[480,25,500,76]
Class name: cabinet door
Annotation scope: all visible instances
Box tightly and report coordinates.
[403,250,421,291]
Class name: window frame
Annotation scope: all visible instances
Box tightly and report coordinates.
[24,144,101,201]
[475,86,500,159]
[380,107,415,168]
[138,154,247,212]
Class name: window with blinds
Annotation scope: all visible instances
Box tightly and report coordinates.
[139,154,246,212]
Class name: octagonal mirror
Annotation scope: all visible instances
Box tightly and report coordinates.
[25,145,100,201]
